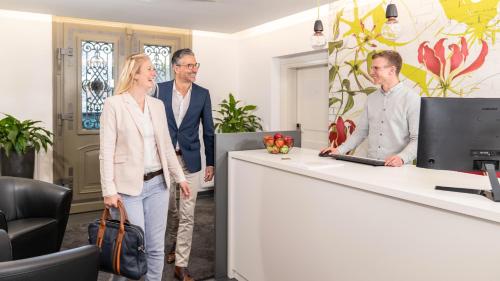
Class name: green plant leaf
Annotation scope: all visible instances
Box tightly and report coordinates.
[341,95,355,115]
[366,50,376,74]
[229,94,236,108]
[332,10,343,40]
[213,93,262,133]
[0,113,53,157]
[242,105,257,111]
[329,97,342,107]
[328,40,343,54]
[7,128,18,143]
[329,66,339,91]
[342,79,351,91]
[359,87,378,95]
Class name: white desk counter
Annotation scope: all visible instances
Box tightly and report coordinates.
[227,148,500,281]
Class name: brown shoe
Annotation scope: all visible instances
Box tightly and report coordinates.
[174,266,194,281]
[166,242,176,264]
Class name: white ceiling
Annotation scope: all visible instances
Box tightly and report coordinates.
[0,0,324,33]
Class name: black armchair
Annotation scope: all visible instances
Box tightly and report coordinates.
[0,176,72,259]
[0,229,99,281]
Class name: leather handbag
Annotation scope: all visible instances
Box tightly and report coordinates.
[88,201,147,280]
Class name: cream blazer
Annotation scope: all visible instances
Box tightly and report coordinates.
[99,93,186,197]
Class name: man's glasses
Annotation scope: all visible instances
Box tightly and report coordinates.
[370,65,393,71]
[176,63,200,70]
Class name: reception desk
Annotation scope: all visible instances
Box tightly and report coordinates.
[227,148,500,281]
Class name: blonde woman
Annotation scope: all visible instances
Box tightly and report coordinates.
[99,53,190,281]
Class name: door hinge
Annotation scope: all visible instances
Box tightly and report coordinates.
[58,47,73,56]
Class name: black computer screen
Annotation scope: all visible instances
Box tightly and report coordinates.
[417,97,500,172]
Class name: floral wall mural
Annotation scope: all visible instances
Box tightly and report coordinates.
[327,0,500,151]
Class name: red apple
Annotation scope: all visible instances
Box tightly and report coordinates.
[275,138,285,148]
[265,139,275,147]
[266,139,275,147]
[284,136,294,147]
[263,135,274,147]
[274,133,283,140]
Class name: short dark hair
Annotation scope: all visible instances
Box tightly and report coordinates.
[171,48,195,66]
[372,50,402,75]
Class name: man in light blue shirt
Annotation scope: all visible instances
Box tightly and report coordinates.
[321,50,420,167]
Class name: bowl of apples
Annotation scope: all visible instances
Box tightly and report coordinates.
[263,133,294,154]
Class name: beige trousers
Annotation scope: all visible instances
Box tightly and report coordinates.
[166,155,201,267]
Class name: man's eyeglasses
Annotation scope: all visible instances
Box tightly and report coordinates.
[370,65,393,71]
[176,63,200,70]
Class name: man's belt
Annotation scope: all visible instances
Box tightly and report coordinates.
[144,169,163,181]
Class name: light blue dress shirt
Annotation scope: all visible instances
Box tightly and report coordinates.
[337,82,421,163]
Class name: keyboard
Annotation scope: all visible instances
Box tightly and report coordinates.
[330,154,385,166]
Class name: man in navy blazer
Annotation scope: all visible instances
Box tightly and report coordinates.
[157,48,214,281]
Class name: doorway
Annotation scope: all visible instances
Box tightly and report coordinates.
[52,18,191,213]
[279,50,329,149]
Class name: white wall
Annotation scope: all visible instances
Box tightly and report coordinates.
[0,9,53,182]
[233,4,331,130]
[192,30,239,111]
[192,31,239,189]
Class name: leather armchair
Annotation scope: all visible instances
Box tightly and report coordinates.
[0,176,72,260]
[0,229,99,281]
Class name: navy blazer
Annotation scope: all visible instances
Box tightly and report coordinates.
[157,80,215,173]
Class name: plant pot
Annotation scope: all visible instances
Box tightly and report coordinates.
[0,147,35,178]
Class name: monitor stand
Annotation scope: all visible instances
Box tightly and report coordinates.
[435,163,500,202]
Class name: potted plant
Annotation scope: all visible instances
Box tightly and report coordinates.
[0,114,53,178]
[214,93,263,133]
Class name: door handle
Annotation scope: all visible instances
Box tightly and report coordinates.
[57,113,74,126]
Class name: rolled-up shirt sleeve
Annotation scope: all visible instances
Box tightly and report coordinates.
[337,103,369,155]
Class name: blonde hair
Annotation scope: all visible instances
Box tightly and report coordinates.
[114,53,150,95]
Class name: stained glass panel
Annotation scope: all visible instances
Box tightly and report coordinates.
[81,41,114,130]
[144,44,171,83]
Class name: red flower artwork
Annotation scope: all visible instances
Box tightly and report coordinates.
[329,116,356,148]
[418,37,488,96]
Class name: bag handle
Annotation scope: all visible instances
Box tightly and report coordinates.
[113,201,127,274]
[95,200,129,248]
[95,200,130,274]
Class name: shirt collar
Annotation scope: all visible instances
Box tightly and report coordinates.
[123,93,148,112]
[380,82,403,96]
[173,80,192,97]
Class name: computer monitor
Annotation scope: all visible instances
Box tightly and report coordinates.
[417,97,500,201]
